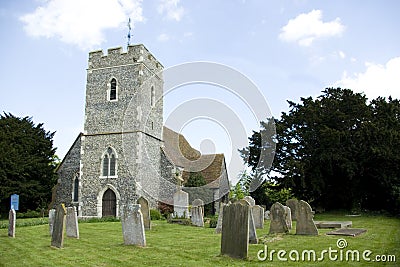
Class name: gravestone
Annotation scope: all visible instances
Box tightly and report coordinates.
[8,209,16,238]
[252,205,264,229]
[137,197,151,230]
[191,199,204,227]
[215,203,226,234]
[239,199,258,244]
[286,199,298,221]
[284,205,292,230]
[269,202,289,234]
[296,200,318,235]
[326,228,367,237]
[220,202,249,259]
[264,210,270,220]
[51,204,67,248]
[66,206,79,238]
[49,209,55,236]
[243,196,255,206]
[121,204,146,246]
[173,190,189,218]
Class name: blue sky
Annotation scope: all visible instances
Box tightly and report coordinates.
[1,0,399,183]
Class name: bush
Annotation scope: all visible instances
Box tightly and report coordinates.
[158,202,174,219]
[209,215,218,228]
[17,209,44,218]
[150,209,162,220]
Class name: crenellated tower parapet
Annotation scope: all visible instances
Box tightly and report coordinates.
[88,44,163,73]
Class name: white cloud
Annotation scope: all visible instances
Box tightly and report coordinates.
[279,9,345,46]
[157,33,170,42]
[20,0,143,50]
[338,50,346,59]
[157,0,184,21]
[334,57,400,99]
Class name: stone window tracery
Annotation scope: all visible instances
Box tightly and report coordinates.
[101,147,117,177]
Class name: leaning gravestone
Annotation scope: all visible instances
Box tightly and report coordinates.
[137,197,151,230]
[51,204,67,248]
[215,202,226,234]
[239,199,258,244]
[173,190,189,218]
[269,202,289,234]
[286,199,299,221]
[66,206,79,239]
[49,209,55,236]
[252,205,265,229]
[296,200,318,235]
[284,205,292,230]
[121,204,146,246]
[8,209,16,238]
[191,199,204,227]
[221,202,249,259]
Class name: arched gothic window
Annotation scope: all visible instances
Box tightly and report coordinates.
[109,78,117,101]
[101,147,117,177]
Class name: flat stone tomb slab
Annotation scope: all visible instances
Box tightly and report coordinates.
[326,228,367,237]
[314,221,352,229]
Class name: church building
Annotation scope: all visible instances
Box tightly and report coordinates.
[54,44,230,218]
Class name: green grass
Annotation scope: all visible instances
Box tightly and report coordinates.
[0,212,399,266]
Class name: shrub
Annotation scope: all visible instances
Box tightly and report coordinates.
[209,215,218,228]
[158,202,174,219]
[150,209,162,220]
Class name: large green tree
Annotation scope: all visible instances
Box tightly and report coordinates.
[241,88,400,214]
[0,113,58,214]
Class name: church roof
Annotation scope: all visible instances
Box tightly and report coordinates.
[162,126,228,189]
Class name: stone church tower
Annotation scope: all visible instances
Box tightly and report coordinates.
[56,45,167,218]
[54,44,230,218]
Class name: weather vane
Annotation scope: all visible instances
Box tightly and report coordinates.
[127,18,132,46]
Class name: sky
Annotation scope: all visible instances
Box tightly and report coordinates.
[1,0,399,184]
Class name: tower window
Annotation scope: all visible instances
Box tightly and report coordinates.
[101,147,117,177]
[109,78,117,101]
[151,86,155,107]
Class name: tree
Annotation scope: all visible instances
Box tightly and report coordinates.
[241,88,400,214]
[0,113,58,214]
[185,172,206,187]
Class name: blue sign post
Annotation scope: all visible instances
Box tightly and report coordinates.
[10,194,19,211]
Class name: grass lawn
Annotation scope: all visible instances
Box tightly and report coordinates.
[0,212,399,266]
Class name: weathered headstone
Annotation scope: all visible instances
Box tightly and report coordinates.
[49,209,55,236]
[121,204,146,246]
[296,200,318,235]
[252,205,264,229]
[137,197,151,230]
[284,205,292,230]
[269,202,289,234]
[215,202,226,234]
[66,206,79,239]
[220,202,249,259]
[191,199,204,227]
[239,199,258,244]
[51,204,67,248]
[173,190,189,218]
[8,209,16,238]
[264,210,270,220]
[243,196,255,206]
[286,199,299,221]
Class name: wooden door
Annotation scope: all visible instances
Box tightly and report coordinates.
[102,189,116,217]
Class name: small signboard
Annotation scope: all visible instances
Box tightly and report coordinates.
[10,194,19,211]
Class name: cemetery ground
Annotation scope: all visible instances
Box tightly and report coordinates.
[0,212,399,266]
